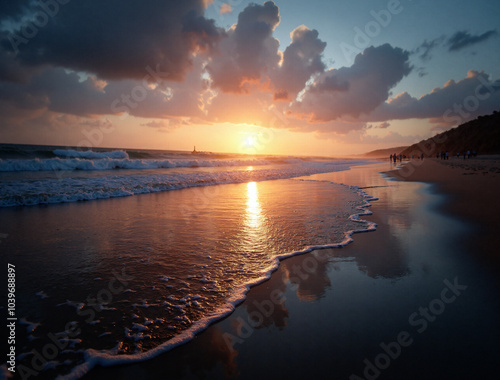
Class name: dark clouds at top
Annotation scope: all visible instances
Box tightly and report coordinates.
[1,0,223,82]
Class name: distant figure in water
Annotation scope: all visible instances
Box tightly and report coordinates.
[393,153,397,163]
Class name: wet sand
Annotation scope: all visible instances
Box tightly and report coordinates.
[85,162,500,380]
[386,156,500,266]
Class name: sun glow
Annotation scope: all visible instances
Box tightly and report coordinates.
[244,136,256,148]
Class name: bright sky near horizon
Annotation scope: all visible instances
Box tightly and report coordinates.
[0,0,499,156]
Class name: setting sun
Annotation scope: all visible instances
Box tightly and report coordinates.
[244,136,256,148]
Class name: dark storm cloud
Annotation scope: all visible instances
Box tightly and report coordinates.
[447,30,497,51]
[0,0,224,82]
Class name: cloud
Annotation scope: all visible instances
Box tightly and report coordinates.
[0,58,213,120]
[368,70,500,125]
[1,0,224,82]
[79,118,113,129]
[139,119,184,132]
[366,121,390,129]
[271,25,326,100]
[447,30,497,51]
[0,0,32,19]
[140,120,168,129]
[1,0,498,146]
[206,1,281,92]
[220,3,232,15]
[413,37,444,61]
[292,44,411,122]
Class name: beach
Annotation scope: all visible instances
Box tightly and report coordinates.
[387,156,500,266]
[77,160,500,380]
[2,1,500,379]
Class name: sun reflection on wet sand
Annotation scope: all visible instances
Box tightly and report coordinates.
[245,182,262,230]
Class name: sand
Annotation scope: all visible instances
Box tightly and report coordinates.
[385,156,500,266]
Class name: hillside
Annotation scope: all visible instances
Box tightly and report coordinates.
[401,111,500,157]
[363,146,408,158]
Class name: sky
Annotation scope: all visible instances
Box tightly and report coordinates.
[0,0,499,156]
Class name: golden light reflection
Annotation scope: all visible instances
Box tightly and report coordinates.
[245,182,262,229]
[246,166,254,171]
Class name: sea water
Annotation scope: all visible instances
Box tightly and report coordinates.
[0,144,377,379]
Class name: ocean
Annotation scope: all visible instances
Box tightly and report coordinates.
[0,144,377,379]
[0,144,371,207]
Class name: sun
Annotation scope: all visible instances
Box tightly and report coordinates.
[244,136,256,147]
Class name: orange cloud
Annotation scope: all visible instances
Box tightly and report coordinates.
[220,3,232,14]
